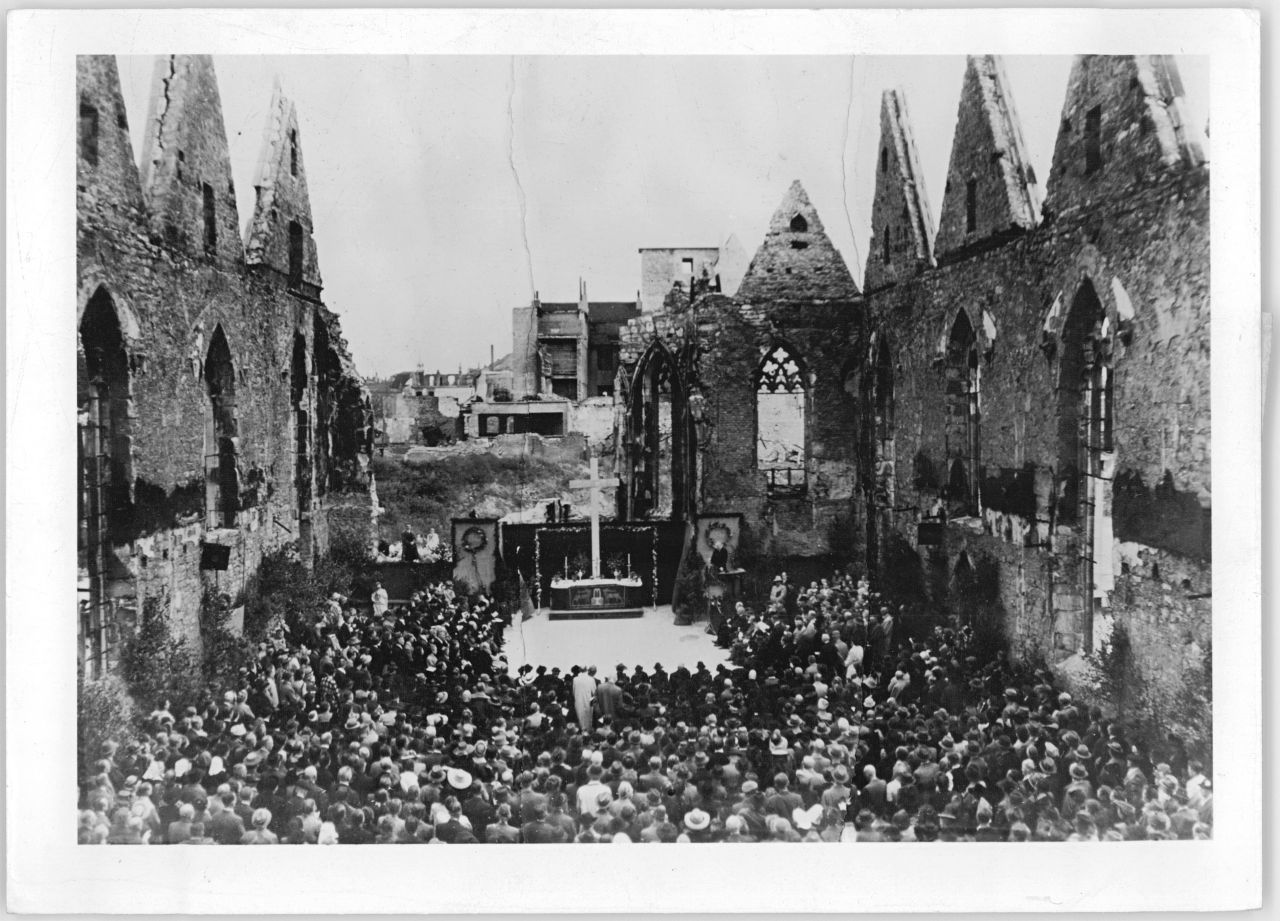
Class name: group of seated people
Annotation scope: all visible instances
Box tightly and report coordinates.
[373,528,444,563]
[79,570,1211,844]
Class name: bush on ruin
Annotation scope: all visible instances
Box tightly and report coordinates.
[1085,622,1150,722]
[77,670,137,777]
[119,594,201,714]
[199,586,253,685]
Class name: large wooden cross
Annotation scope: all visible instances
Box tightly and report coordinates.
[568,456,619,579]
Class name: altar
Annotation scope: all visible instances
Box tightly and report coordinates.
[546,457,647,620]
[549,576,645,619]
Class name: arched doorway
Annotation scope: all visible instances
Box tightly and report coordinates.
[78,287,133,676]
[626,343,694,521]
[204,325,239,528]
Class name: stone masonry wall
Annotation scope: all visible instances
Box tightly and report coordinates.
[78,55,369,666]
[863,55,1209,704]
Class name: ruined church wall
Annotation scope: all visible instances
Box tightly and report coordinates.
[78,198,340,640]
[77,55,368,651]
[618,297,861,561]
[700,300,860,559]
[866,164,1210,698]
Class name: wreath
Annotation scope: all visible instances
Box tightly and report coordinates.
[704,522,733,547]
[461,526,488,554]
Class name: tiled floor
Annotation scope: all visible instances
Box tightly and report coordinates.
[501,605,729,676]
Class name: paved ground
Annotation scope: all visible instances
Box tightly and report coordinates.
[501,605,729,676]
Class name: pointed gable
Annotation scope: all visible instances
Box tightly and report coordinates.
[138,55,243,265]
[77,55,144,213]
[864,88,935,292]
[246,83,323,292]
[1044,55,1206,219]
[934,56,1041,260]
[737,181,860,304]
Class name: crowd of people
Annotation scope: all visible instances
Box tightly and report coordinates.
[79,569,1212,844]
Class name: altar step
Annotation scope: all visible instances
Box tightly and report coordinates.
[547,607,645,621]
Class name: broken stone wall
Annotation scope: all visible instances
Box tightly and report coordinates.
[77,55,370,658]
[867,140,1209,702]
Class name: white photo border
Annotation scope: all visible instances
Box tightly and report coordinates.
[6,7,1262,914]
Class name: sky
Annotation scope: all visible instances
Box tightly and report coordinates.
[117,55,1208,380]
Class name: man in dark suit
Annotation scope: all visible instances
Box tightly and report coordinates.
[208,792,246,845]
[519,801,568,843]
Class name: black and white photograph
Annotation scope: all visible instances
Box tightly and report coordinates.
[6,7,1264,915]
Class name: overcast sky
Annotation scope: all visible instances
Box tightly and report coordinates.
[117,55,1207,379]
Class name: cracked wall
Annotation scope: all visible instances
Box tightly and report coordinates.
[77,55,371,668]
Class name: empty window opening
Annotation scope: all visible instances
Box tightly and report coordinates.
[202,183,217,255]
[79,103,99,167]
[204,326,239,528]
[945,310,980,517]
[1085,105,1103,174]
[880,147,888,173]
[291,334,311,513]
[1056,280,1111,527]
[289,129,299,177]
[313,315,333,497]
[867,338,897,511]
[288,220,304,288]
[789,214,808,233]
[78,287,133,677]
[882,224,891,265]
[757,343,807,497]
[628,344,693,521]
[681,257,694,277]
[965,179,978,233]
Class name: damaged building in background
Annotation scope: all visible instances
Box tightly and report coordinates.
[77,55,373,677]
[615,54,1209,699]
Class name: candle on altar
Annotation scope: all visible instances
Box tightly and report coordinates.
[627,553,631,574]
[564,557,568,577]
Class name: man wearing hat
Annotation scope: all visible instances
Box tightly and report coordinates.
[682,808,712,842]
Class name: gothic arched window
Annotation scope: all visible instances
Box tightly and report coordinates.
[291,333,311,515]
[945,310,980,517]
[78,287,132,676]
[756,343,807,496]
[204,325,239,528]
[288,220,304,288]
[1056,280,1112,526]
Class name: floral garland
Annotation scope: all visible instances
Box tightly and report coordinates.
[533,530,541,610]
[652,535,659,609]
[528,524,657,609]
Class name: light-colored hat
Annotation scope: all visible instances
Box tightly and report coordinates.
[683,809,711,831]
